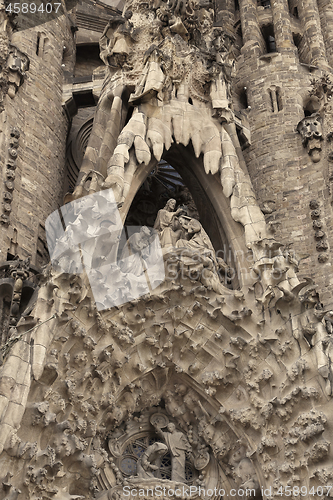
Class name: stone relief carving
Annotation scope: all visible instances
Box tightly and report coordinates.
[297,114,323,162]
[1,127,19,226]
[7,45,29,98]
[0,242,331,497]
[308,200,330,263]
[229,445,260,493]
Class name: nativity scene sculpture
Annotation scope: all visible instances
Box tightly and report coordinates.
[153,198,231,293]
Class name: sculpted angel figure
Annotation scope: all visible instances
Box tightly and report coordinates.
[129,45,166,105]
[99,12,133,68]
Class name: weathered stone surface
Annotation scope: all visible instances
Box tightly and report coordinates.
[0,0,332,498]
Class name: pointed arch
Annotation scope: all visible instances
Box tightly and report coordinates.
[120,144,252,287]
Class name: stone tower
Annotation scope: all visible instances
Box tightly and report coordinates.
[0,0,333,499]
[232,0,333,305]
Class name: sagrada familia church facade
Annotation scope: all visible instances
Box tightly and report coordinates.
[0,0,333,497]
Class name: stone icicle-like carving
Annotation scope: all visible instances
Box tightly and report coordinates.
[70,2,267,245]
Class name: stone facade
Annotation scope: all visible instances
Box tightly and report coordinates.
[0,0,333,499]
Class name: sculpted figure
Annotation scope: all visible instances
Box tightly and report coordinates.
[154,199,183,247]
[136,442,168,479]
[175,218,230,292]
[230,446,260,493]
[99,13,133,67]
[210,30,234,123]
[153,422,191,482]
[120,226,151,276]
[129,46,166,105]
[176,218,215,257]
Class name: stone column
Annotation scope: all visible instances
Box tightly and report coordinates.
[239,0,263,53]
[298,0,328,67]
[271,0,295,50]
[317,0,333,68]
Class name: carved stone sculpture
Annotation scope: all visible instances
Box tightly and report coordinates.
[153,421,192,483]
[136,442,168,479]
[297,114,323,162]
[68,2,267,246]
[7,45,29,98]
[153,199,183,248]
[119,226,151,276]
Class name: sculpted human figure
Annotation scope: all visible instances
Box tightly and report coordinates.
[210,29,234,123]
[176,218,215,255]
[99,12,133,67]
[129,46,166,105]
[176,218,230,292]
[136,442,168,479]
[120,226,151,276]
[153,422,191,482]
[154,199,183,247]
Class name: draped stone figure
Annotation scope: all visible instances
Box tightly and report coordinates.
[153,199,183,248]
[119,226,151,276]
[153,422,192,483]
[175,218,217,260]
[136,442,168,479]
